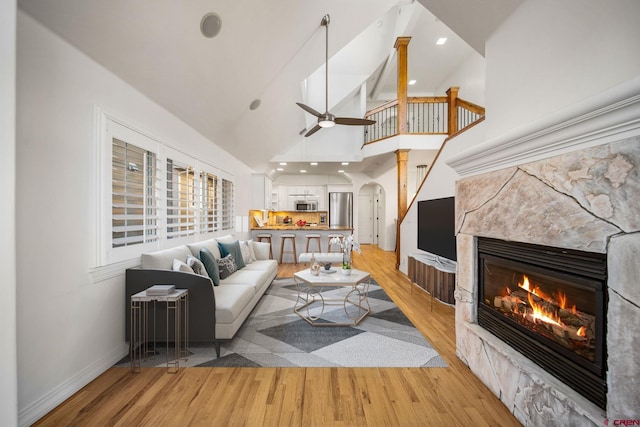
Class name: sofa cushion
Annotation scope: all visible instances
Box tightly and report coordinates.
[187,238,221,259]
[199,247,220,286]
[216,234,235,243]
[251,241,271,260]
[172,258,194,273]
[218,241,246,269]
[213,284,255,324]
[141,245,192,270]
[219,269,271,292]
[217,254,238,280]
[243,259,277,277]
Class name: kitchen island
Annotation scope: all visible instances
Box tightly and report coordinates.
[250,226,353,263]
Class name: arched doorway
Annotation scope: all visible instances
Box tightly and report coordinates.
[357,183,385,247]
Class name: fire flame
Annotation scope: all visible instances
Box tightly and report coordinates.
[527,293,563,326]
[520,275,552,300]
[576,326,586,337]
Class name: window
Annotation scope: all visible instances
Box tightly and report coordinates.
[166,159,197,239]
[99,111,235,267]
[111,138,158,248]
[221,178,234,231]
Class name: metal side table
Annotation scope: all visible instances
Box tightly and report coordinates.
[130,288,189,373]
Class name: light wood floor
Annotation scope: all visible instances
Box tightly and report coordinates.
[35,245,521,426]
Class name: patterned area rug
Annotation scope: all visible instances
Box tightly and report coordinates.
[116,277,447,368]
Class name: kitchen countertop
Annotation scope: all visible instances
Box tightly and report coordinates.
[251,225,353,231]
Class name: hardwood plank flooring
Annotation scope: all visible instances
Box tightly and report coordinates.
[34,245,520,426]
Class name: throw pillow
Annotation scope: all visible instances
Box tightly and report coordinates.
[217,254,238,280]
[239,240,253,264]
[247,239,257,261]
[218,241,246,269]
[199,247,220,286]
[186,255,207,277]
[172,258,194,274]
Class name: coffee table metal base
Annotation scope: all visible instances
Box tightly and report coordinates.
[294,268,371,326]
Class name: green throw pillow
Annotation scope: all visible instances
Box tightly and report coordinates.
[199,247,220,286]
[218,241,246,269]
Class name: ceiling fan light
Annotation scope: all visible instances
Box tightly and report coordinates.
[318,119,335,128]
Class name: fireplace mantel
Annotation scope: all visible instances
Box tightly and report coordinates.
[447,76,640,177]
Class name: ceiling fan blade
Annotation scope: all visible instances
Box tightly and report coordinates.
[304,124,322,137]
[335,117,377,126]
[296,102,322,118]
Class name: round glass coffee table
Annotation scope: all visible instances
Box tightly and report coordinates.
[293,268,371,326]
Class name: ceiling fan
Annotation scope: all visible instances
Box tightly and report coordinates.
[297,14,376,137]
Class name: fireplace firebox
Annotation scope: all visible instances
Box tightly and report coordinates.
[477,237,607,409]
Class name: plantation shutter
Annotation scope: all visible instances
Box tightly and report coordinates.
[111,138,158,247]
[166,158,197,239]
[221,178,234,231]
[200,171,218,233]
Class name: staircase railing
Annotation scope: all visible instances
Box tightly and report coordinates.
[363,89,484,144]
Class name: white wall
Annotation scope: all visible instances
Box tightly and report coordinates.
[16,11,253,425]
[485,0,640,140]
[0,0,18,425]
[436,52,486,106]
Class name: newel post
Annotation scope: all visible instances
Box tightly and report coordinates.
[395,149,409,269]
[395,37,411,135]
[446,86,459,136]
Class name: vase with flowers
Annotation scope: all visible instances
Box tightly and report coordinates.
[330,234,360,276]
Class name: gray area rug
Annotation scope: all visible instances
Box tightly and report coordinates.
[116,278,448,368]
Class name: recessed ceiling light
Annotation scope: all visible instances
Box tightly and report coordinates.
[341,162,349,165]
[436,37,447,45]
[338,170,345,173]
[200,13,222,38]
[277,167,283,171]
[408,79,417,85]
[310,162,318,166]
[300,169,307,173]
[279,162,287,165]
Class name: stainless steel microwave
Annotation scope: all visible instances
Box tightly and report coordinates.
[295,200,317,211]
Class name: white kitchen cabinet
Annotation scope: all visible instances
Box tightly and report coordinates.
[270,185,280,210]
[251,174,272,210]
[278,184,327,210]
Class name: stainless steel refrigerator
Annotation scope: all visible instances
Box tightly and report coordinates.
[329,192,353,228]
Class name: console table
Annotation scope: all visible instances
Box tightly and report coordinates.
[408,254,456,307]
[130,288,189,373]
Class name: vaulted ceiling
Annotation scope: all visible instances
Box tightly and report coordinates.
[18,0,522,177]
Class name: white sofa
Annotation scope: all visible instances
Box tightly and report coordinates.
[125,235,277,356]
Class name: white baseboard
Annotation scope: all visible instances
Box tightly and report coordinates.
[19,343,128,426]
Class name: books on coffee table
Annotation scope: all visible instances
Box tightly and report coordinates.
[146,285,176,296]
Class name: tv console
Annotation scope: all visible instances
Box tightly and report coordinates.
[408,253,456,305]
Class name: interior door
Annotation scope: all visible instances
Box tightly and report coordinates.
[358,195,373,244]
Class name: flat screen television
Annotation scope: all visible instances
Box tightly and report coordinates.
[417,196,456,261]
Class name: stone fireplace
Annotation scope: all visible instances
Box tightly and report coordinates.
[447,79,640,426]
[477,237,608,409]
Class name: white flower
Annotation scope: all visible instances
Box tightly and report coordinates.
[330,234,361,255]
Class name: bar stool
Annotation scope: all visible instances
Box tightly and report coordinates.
[255,233,273,259]
[279,234,297,264]
[305,233,322,253]
[327,234,344,252]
